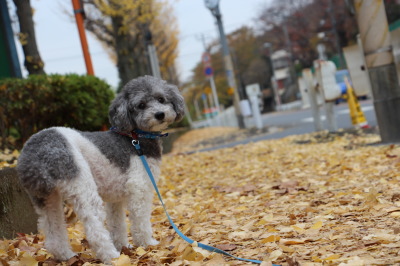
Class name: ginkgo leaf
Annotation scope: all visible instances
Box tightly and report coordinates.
[19,252,38,266]
[309,221,323,230]
[112,254,131,266]
[2,127,399,265]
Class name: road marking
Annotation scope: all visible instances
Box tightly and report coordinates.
[337,105,374,115]
[301,105,373,123]
[302,116,326,123]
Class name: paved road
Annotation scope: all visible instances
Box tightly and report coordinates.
[198,100,377,152]
[260,100,375,134]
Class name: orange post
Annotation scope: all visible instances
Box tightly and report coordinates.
[72,0,94,75]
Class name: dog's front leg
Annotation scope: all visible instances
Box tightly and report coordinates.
[127,191,159,247]
[106,201,129,250]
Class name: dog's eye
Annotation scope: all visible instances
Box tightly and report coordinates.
[138,103,146,109]
[158,97,165,103]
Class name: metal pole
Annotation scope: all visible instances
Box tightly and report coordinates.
[354,0,400,143]
[144,28,161,79]
[148,44,161,79]
[212,6,245,128]
[328,0,344,68]
[209,77,220,112]
[194,99,201,120]
[282,24,293,85]
[72,0,94,75]
[264,43,282,110]
[201,94,211,126]
[209,76,222,125]
[324,102,338,132]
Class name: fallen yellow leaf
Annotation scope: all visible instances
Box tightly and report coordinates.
[112,254,131,266]
[19,252,38,266]
[269,250,283,262]
[310,220,323,230]
[323,254,341,261]
[261,235,281,243]
[292,225,306,234]
[136,246,147,256]
[181,245,204,261]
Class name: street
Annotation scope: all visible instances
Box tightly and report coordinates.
[199,100,377,152]
[260,100,376,135]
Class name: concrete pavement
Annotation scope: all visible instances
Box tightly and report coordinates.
[195,100,377,153]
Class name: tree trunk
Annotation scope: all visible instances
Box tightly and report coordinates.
[0,168,38,239]
[13,0,45,75]
[111,15,138,86]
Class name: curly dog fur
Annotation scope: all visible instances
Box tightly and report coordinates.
[17,76,184,263]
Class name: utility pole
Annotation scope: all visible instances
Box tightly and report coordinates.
[282,24,294,86]
[200,35,221,126]
[204,0,245,128]
[72,0,94,75]
[328,0,344,68]
[354,0,400,143]
[264,42,282,110]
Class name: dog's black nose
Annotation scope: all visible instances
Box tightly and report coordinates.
[155,112,165,121]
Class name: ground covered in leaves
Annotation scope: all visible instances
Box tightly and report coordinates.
[2,128,400,265]
[170,126,275,154]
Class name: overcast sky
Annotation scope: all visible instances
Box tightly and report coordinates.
[13,0,268,88]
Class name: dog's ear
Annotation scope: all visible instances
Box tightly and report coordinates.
[109,93,134,132]
[166,84,185,122]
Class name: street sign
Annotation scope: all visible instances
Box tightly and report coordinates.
[204,66,213,77]
[202,52,211,64]
[245,83,261,96]
[202,52,213,77]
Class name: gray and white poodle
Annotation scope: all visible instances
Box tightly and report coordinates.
[17,76,184,263]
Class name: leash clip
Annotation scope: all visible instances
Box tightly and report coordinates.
[132,140,143,156]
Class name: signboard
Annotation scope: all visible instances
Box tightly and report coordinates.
[204,66,213,77]
[202,52,211,64]
[245,83,261,97]
[202,52,213,77]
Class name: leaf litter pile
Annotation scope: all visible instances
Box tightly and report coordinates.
[2,128,400,265]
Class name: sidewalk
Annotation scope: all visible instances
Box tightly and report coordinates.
[1,129,399,265]
[158,129,399,265]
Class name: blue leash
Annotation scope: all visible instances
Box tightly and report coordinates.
[131,139,280,265]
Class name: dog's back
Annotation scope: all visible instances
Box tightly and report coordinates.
[17,127,79,207]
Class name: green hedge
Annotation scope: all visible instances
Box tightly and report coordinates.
[0,74,115,148]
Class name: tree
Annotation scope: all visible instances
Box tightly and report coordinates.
[12,0,45,75]
[384,0,400,24]
[256,0,359,69]
[82,0,179,87]
[188,26,269,110]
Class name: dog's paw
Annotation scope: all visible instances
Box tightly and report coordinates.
[133,237,159,247]
[56,251,77,261]
[114,242,130,251]
[146,238,159,246]
[122,243,133,249]
[99,250,120,264]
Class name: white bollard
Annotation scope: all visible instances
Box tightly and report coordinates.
[249,95,263,129]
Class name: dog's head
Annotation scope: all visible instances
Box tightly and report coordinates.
[109,76,185,132]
